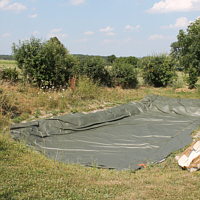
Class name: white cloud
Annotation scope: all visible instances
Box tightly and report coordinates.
[2,32,10,37]
[72,38,89,43]
[147,0,200,13]
[150,34,165,40]
[0,0,9,9]
[68,0,85,5]
[99,26,114,32]
[150,34,175,40]
[32,30,40,35]
[103,39,115,43]
[84,31,94,35]
[123,38,133,43]
[99,26,115,36]
[118,38,143,44]
[0,0,26,12]
[125,24,140,31]
[106,32,115,36]
[161,17,192,29]
[47,29,68,39]
[29,13,37,18]
[5,3,26,12]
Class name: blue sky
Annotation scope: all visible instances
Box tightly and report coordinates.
[0,0,200,57]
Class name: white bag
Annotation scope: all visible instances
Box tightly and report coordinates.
[176,140,200,172]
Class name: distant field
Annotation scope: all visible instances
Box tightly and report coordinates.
[0,59,17,69]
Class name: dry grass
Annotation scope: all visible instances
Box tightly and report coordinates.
[0,79,200,127]
[0,79,199,132]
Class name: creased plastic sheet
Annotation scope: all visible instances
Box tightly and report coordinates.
[10,95,200,171]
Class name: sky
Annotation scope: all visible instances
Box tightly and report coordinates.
[0,0,200,57]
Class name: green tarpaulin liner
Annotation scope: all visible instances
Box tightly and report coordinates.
[10,95,200,171]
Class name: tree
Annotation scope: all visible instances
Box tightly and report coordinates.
[107,54,116,64]
[115,56,139,67]
[41,37,75,86]
[111,63,138,88]
[12,36,75,87]
[73,56,112,86]
[170,17,200,88]
[125,56,139,66]
[142,54,176,87]
[12,37,43,83]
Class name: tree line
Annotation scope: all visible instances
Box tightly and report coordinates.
[11,36,140,88]
[2,17,200,89]
[0,55,14,60]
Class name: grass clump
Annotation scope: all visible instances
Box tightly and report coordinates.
[70,76,99,100]
[34,109,41,118]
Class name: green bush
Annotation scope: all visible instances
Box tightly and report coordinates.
[115,56,139,67]
[141,54,177,87]
[71,56,112,87]
[111,63,138,88]
[187,67,198,89]
[107,54,116,64]
[137,56,152,69]
[12,36,75,87]
[0,67,19,82]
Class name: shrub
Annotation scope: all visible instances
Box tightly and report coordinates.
[12,36,75,87]
[0,67,19,82]
[107,54,117,64]
[71,56,112,86]
[141,54,177,87]
[187,67,198,89]
[111,63,138,88]
[115,56,139,67]
[137,56,152,69]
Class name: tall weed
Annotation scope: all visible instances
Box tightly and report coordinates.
[72,76,99,100]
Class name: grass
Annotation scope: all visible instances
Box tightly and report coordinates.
[1,80,200,125]
[0,60,17,69]
[0,71,200,199]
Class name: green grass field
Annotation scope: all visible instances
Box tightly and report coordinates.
[0,61,200,199]
[0,60,17,69]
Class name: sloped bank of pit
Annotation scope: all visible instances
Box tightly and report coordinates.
[10,95,200,171]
